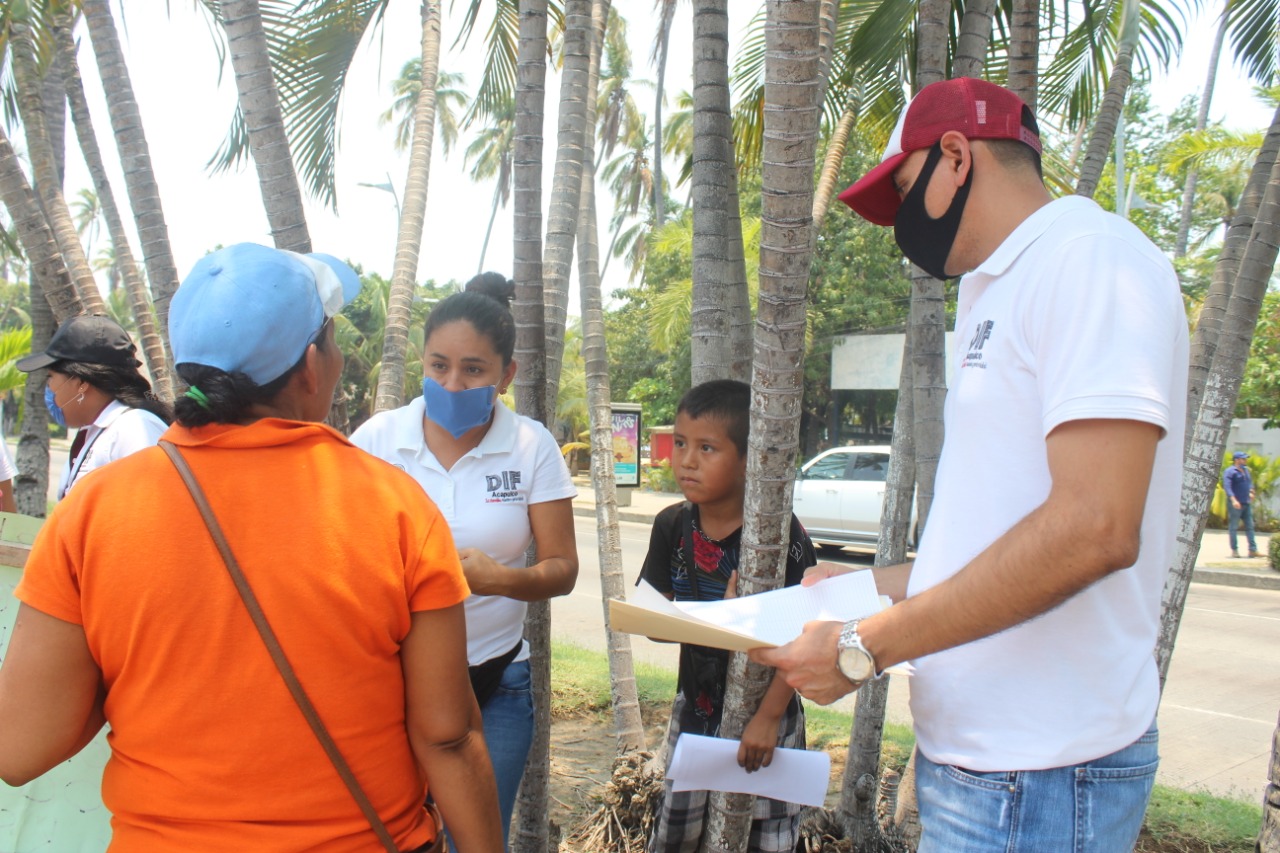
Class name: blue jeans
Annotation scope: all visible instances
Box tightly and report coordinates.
[916,722,1159,852]
[1228,502,1257,553]
[482,658,534,851]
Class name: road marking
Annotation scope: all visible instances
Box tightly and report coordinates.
[1161,703,1274,726]
[1186,606,1280,623]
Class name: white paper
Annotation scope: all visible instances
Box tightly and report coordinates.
[666,733,830,808]
[672,570,883,647]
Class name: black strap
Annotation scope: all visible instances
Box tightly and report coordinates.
[682,501,701,599]
[159,441,404,853]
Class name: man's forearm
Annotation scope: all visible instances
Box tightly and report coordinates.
[860,495,1136,672]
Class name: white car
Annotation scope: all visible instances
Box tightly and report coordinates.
[792,445,914,551]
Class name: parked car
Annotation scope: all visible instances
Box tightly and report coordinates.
[792,445,915,552]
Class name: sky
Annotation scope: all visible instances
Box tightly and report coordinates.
[54,3,1276,317]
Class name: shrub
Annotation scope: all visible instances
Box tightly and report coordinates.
[643,460,678,494]
[1270,534,1279,572]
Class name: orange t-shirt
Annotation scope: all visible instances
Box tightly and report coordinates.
[16,418,469,851]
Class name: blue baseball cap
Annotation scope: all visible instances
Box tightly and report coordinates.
[170,244,360,385]
[1233,451,1249,459]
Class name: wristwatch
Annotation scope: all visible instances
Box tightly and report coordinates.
[836,619,879,684]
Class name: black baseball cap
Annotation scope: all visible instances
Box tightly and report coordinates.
[16,314,141,372]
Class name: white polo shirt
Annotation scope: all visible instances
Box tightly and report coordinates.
[350,397,577,665]
[908,196,1188,771]
[59,399,168,500]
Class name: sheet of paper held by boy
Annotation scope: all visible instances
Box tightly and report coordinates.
[667,733,830,808]
[610,570,888,652]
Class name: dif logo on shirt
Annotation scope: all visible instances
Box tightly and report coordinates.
[962,319,994,370]
[485,470,525,503]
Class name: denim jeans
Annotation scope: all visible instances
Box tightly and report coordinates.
[916,722,1159,853]
[481,658,534,851]
[1228,502,1258,553]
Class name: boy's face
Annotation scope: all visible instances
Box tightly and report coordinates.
[672,411,747,511]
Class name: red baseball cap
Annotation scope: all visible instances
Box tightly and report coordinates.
[838,77,1042,226]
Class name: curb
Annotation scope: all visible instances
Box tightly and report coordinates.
[1190,567,1280,591]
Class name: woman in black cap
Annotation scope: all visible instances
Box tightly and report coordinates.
[16,314,171,500]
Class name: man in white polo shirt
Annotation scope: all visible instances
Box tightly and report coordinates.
[754,77,1187,851]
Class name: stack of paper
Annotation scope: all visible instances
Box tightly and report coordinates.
[609,571,885,651]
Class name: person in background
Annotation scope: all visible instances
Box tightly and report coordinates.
[1223,451,1260,558]
[641,379,816,853]
[0,243,500,852]
[15,314,170,501]
[0,403,16,512]
[351,271,578,850]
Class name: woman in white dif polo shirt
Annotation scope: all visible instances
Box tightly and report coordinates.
[351,272,577,849]
[16,314,170,500]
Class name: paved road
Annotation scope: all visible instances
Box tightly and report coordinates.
[554,515,1279,802]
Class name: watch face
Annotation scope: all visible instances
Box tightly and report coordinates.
[838,646,874,683]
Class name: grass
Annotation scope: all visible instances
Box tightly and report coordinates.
[549,641,1265,852]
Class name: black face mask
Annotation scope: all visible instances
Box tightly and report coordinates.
[893,142,973,281]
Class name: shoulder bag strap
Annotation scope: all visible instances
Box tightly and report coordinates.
[159,440,401,853]
[682,500,701,599]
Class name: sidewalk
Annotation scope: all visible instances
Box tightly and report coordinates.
[570,478,1279,590]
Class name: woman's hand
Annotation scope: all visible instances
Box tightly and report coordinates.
[458,548,510,597]
[737,709,780,773]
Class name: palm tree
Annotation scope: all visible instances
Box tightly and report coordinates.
[690,0,751,384]
[1007,0,1040,108]
[651,0,678,230]
[464,96,516,274]
[218,0,312,252]
[379,64,467,155]
[374,0,443,415]
[1174,1,1229,259]
[9,12,105,316]
[576,0,646,755]
[540,0,593,424]
[52,8,172,401]
[1075,0,1141,198]
[511,2,552,846]
[81,0,181,364]
[703,4,823,849]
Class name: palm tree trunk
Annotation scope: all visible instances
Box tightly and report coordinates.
[53,8,172,401]
[812,90,860,232]
[577,0,645,754]
[15,276,52,518]
[952,0,997,79]
[11,16,105,316]
[842,319,915,845]
[0,129,83,323]
[81,0,181,364]
[1157,129,1280,689]
[915,0,949,87]
[1185,107,1280,440]
[1174,2,1228,259]
[704,3,822,848]
[653,0,676,230]
[540,0,593,423]
[218,0,312,254]
[1008,0,1040,109]
[477,181,503,275]
[374,0,442,414]
[1076,0,1139,199]
[691,0,751,384]
[511,3,552,848]
[1260,708,1280,851]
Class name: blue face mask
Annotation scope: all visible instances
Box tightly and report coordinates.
[44,385,67,428]
[422,377,497,439]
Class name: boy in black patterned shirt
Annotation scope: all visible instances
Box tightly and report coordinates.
[639,379,816,853]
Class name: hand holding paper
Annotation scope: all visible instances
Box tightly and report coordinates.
[667,733,830,808]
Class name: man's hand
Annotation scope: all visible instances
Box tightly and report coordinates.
[737,709,780,772]
[801,561,856,587]
[1232,497,1242,510]
[749,620,856,705]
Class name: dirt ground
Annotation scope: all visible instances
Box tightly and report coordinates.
[544,711,1251,853]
